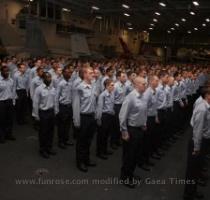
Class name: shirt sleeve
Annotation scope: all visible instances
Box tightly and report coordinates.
[73,87,81,127]
[55,84,61,114]
[32,87,40,120]
[119,96,131,133]
[193,110,206,151]
[96,94,104,121]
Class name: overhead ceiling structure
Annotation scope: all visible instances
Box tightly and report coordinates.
[58,0,210,36]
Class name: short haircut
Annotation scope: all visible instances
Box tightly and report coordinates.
[104,78,113,88]
[201,87,210,98]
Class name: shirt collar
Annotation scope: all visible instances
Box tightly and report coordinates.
[83,81,92,89]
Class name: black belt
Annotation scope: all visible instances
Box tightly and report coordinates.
[128,126,145,131]
[39,108,54,113]
[59,103,72,108]
[0,99,12,103]
[80,113,95,117]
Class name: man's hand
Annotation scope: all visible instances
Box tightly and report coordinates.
[122,132,130,141]
[155,117,160,124]
[192,150,200,156]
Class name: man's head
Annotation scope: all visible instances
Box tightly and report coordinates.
[83,66,94,83]
[149,75,159,89]
[201,87,210,104]
[168,76,175,87]
[159,71,169,85]
[55,66,62,76]
[1,66,10,79]
[43,72,52,87]
[37,67,44,78]
[104,79,115,93]
[93,68,101,80]
[36,59,42,68]
[106,67,114,78]
[18,63,26,74]
[134,76,147,93]
[116,71,127,84]
[63,66,73,80]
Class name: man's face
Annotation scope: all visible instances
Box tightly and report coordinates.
[206,94,210,104]
[162,75,169,84]
[44,74,52,86]
[136,79,147,93]
[84,68,94,82]
[107,82,115,92]
[19,64,26,73]
[36,60,42,67]
[1,67,9,79]
[94,69,100,79]
[38,68,44,77]
[63,69,72,80]
[120,73,127,84]
[56,67,62,76]
[152,77,159,88]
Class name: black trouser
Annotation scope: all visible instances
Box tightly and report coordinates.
[173,101,182,133]
[16,89,27,124]
[57,104,72,145]
[157,109,167,145]
[39,109,55,153]
[121,126,144,180]
[76,114,96,165]
[147,116,159,154]
[200,138,210,169]
[165,107,174,140]
[96,113,115,155]
[184,136,200,197]
[112,104,122,145]
[0,99,14,140]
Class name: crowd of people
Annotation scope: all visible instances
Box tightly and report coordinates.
[0,56,209,199]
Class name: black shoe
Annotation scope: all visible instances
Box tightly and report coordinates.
[40,151,50,159]
[195,192,204,199]
[110,144,118,150]
[86,161,97,167]
[96,154,108,160]
[6,135,16,141]
[104,150,114,155]
[58,143,67,149]
[121,178,136,189]
[146,161,155,167]
[46,149,57,155]
[139,164,151,172]
[197,179,207,187]
[77,163,88,172]
[64,141,74,146]
[151,154,161,160]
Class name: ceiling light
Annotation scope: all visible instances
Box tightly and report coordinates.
[128,27,133,30]
[167,30,171,33]
[192,1,199,6]
[194,27,198,30]
[175,23,179,27]
[188,31,192,34]
[96,16,102,19]
[153,18,158,22]
[190,11,195,15]
[122,4,130,9]
[124,13,130,17]
[150,23,155,26]
[127,22,132,26]
[206,18,210,22]
[171,27,175,30]
[202,23,206,27]
[149,27,154,30]
[159,2,166,7]
[155,12,161,16]
[181,18,186,22]
[62,8,71,12]
[92,6,99,10]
